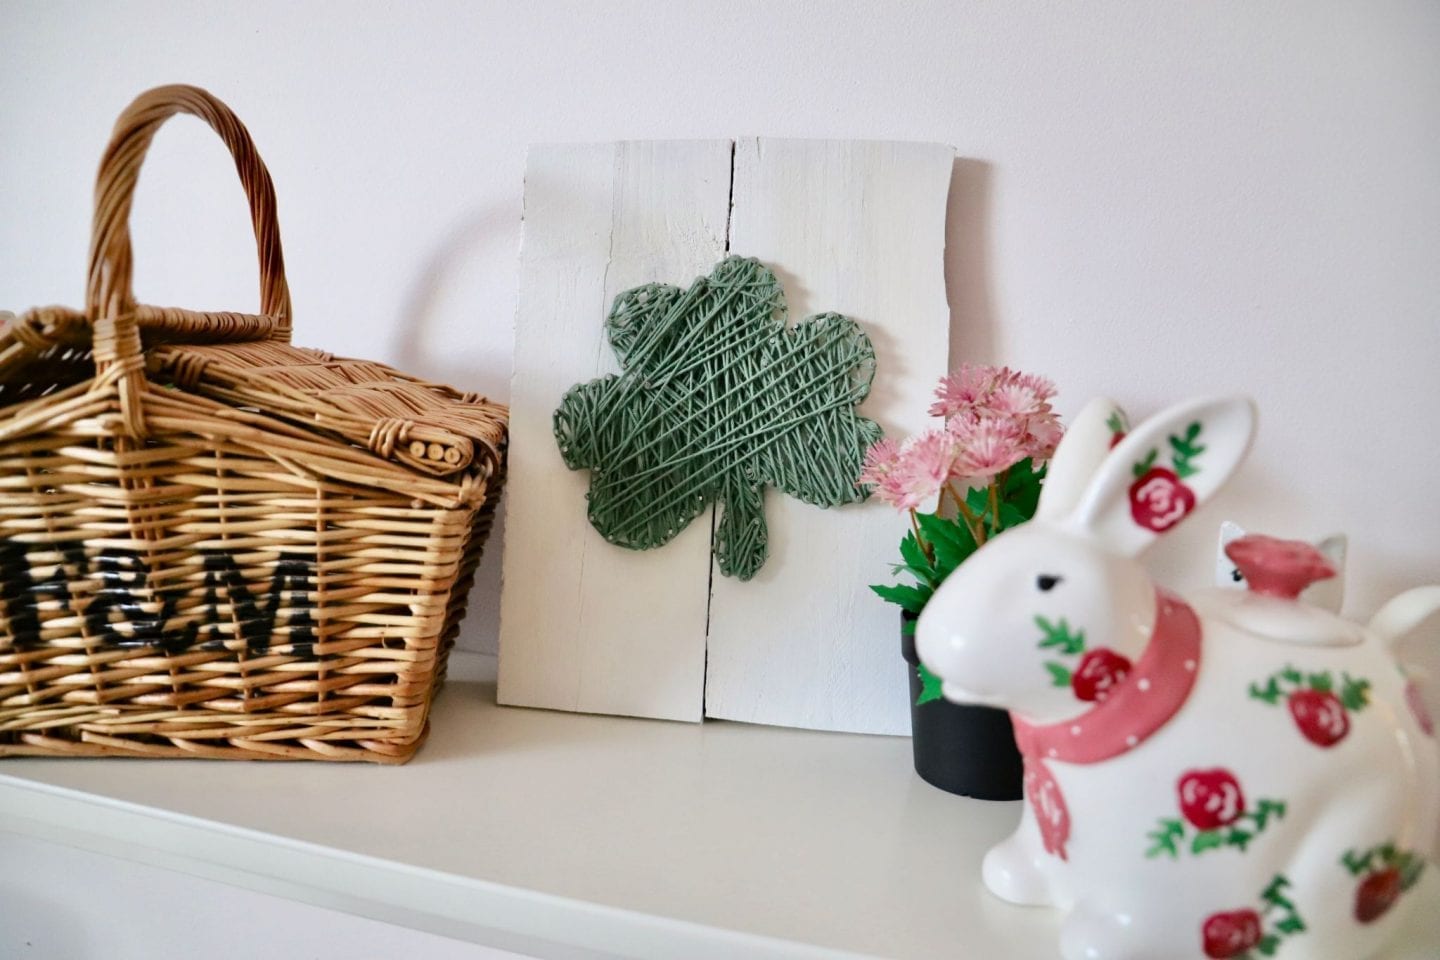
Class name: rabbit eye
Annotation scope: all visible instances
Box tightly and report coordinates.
[1231,568,1245,583]
[1036,574,1062,592]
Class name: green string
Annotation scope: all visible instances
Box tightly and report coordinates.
[554,256,881,581]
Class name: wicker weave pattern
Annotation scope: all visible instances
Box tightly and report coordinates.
[0,85,507,762]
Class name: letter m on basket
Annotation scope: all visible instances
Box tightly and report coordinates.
[0,84,507,762]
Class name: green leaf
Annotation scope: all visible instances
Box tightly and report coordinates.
[1342,846,1365,880]
[995,502,1027,531]
[1045,662,1073,688]
[898,532,938,588]
[1105,411,1127,435]
[1257,935,1280,957]
[1191,830,1225,854]
[1261,874,1295,912]
[1145,819,1185,859]
[1226,827,1253,852]
[915,512,976,580]
[1339,673,1371,712]
[1169,437,1207,460]
[916,663,945,705]
[1001,458,1045,520]
[1281,666,1303,685]
[1275,915,1306,935]
[1132,448,1158,478]
[1252,799,1286,832]
[1168,422,1205,478]
[1308,672,1334,693]
[1248,679,1281,705]
[870,582,933,614]
[1400,852,1425,891]
[964,486,999,532]
[1036,616,1086,655]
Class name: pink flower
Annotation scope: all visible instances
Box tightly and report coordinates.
[930,365,1064,466]
[950,414,1027,483]
[861,430,959,510]
[985,370,1056,419]
[857,437,901,490]
[1021,408,1064,461]
[930,364,1005,420]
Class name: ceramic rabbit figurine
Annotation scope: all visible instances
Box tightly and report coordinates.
[916,395,1440,960]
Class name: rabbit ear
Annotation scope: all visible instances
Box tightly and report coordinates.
[1317,534,1347,572]
[1216,521,1248,587]
[1067,396,1257,557]
[1303,533,1348,612]
[1036,397,1128,521]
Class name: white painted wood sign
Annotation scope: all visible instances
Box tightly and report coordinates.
[499,139,953,734]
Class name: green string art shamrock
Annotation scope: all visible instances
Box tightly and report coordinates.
[553,256,882,581]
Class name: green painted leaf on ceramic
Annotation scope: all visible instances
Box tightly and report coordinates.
[1339,672,1371,712]
[1191,830,1225,854]
[1133,448,1159,478]
[1036,616,1086,655]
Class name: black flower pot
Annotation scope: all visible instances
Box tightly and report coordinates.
[901,611,1023,800]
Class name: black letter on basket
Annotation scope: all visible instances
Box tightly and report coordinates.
[266,561,316,659]
[86,550,177,648]
[189,554,265,654]
[0,540,85,650]
[189,555,317,656]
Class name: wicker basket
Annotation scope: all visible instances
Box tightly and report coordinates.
[0,85,507,762]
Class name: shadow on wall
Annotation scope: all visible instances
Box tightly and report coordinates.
[0,881,93,959]
[390,204,516,400]
[391,205,519,658]
[946,158,999,369]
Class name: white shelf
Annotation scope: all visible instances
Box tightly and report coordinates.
[1,651,1435,959]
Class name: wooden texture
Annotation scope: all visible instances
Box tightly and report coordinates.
[497,141,732,721]
[499,138,950,731]
[704,139,954,734]
[0,85,508,762]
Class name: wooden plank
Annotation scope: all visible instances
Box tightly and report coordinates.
[497,141,733,722]
[704,139,955,735]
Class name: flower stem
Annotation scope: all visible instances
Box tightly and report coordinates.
[946,484,987,547]
[909,508,932,562]
[988,481,1001,537]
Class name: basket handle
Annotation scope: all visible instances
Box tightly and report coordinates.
[85,84,292,436]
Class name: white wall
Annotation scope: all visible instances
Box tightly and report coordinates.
[2,1,1438,682]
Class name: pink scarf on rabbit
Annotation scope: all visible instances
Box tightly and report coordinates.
[1010,590,1202,861]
